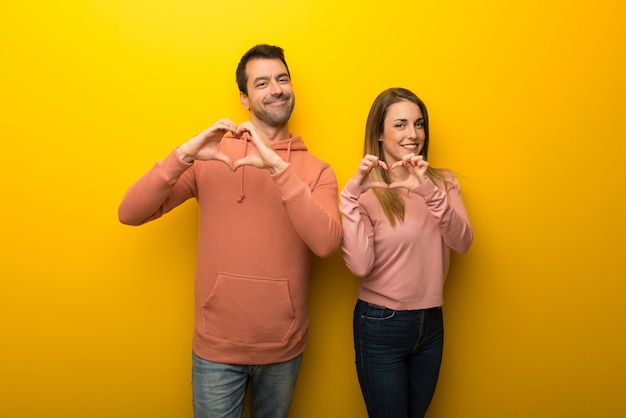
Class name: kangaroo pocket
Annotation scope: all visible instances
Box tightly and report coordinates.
[201,273,297,345]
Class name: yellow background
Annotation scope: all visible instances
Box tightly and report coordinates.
[1,0,625,417]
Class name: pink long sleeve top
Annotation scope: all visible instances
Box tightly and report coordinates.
[340,175,473,310]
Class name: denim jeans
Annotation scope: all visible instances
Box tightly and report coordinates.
[191,351,302,418]
[353,299,444,418]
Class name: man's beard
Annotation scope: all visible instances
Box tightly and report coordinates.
[252,94,295,126]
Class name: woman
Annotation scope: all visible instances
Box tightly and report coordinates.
[340,88,473,418]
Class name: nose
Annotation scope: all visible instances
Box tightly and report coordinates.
[269,79,283,96]
[407,125,417,139]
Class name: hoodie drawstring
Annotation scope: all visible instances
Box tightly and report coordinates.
[236,136,295,203]
[236,139,249,202]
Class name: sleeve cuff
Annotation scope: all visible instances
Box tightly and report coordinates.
[410,179,436,196]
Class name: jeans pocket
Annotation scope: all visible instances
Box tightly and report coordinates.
[360,301,395,321]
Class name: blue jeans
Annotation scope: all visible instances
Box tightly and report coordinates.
[191,351,302,418]
[353,299,444,418]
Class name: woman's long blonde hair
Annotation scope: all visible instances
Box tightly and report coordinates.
[364,88,452,226]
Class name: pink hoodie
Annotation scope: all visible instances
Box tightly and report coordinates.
[119,134,342,364]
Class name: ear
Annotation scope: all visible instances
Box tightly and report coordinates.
[240,92,250,110]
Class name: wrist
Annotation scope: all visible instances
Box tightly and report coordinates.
[269,159,288,175]
[176,146,194,163]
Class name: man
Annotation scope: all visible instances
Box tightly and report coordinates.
[118,44,342,418]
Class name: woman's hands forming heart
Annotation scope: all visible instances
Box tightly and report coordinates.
[352,154,390,189]
[353,154,430,190]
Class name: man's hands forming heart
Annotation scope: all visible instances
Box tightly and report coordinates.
[176,119,287,174]
[176,119,236,167]
[353,154,430,190]
[231,121,288,174]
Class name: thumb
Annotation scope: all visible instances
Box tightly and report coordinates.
[232,156,254,171]
[388,181,406,189]
[369,181,390,189]
[213,153,234,170]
